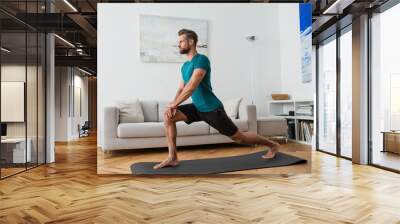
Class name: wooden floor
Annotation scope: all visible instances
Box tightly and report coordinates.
[372,151,400,171]
[1,167,26,178]
[1,163,45,178]
[1,134,400,223]
[98,141,311,175]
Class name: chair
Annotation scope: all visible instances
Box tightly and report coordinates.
[79,121,90,138]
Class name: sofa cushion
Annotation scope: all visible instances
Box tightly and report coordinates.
[158,101,168,122]
[222,98,243,119]
[117,99,144,123]
[210,119,248,134]
[117,122,165,138]
[176,121,210,136]
[238,103,246,119]
[141,100,158,122]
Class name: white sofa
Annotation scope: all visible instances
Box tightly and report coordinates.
[101,100,257,151]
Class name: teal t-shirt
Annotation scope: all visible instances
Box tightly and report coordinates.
[181,54,223,112]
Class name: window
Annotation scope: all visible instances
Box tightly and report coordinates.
[370,2,400,171]
[339,29,352,158]
[318,36,337,155]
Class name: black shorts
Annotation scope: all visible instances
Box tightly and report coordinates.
[177,103,238,137]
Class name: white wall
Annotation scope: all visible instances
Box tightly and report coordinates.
[55,67,69,141]
[1,65,37,139]
[279,5,315,100]
[72,73,89,138]
[97,3,312,147]
[55,67,89,141]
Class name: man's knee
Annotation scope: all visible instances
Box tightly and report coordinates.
[163,112,174,125]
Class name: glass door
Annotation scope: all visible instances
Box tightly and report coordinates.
[339,28,352,158]
[1,31,28,178]
[0,1,47,179]
[370,3,400,171]
[317,36,337,155]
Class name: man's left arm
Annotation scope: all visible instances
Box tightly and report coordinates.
[169,68,206,109]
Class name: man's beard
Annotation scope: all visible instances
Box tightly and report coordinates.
[179,48,190,54]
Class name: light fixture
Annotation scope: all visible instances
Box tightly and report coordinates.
[245,35,257,105]
[63,0,78,12]
[1,47,11,53]
[76,48,86,56]
[322,0,342,14]
[322,0,354,15]
[78,67,93,76]
[54,34,75,48]
[246,36,257,42]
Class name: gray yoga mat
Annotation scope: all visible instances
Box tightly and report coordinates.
[130,150,307,175]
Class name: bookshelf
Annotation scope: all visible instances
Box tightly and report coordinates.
[268,100,314,144]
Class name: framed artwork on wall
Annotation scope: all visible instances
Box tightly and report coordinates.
[139,14,208,63]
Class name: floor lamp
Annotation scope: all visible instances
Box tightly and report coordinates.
[246,35,257,105]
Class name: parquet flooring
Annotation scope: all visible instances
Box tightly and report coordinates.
[97,141,311,175]
[1,134,400,223]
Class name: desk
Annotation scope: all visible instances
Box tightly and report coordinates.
[1,138,32,163]
[381,131,400,154]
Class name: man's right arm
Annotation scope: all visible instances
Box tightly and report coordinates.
[165,80,185,119]
[173,80,185,101]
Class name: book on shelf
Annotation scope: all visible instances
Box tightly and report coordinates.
[298,120,314,142]
[296,113,313,116]
[296,107,313,116]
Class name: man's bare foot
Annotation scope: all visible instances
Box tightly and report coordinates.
[153,157,179,169]
[262,143,280,159]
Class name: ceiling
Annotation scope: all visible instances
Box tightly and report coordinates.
[0,0,394,75]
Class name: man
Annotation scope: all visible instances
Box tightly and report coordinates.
[153,29,280,169]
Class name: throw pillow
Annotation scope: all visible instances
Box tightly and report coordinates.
[223,98,243,119]
[117,99,145,123]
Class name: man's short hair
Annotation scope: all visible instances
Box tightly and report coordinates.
[178,29,198,45]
